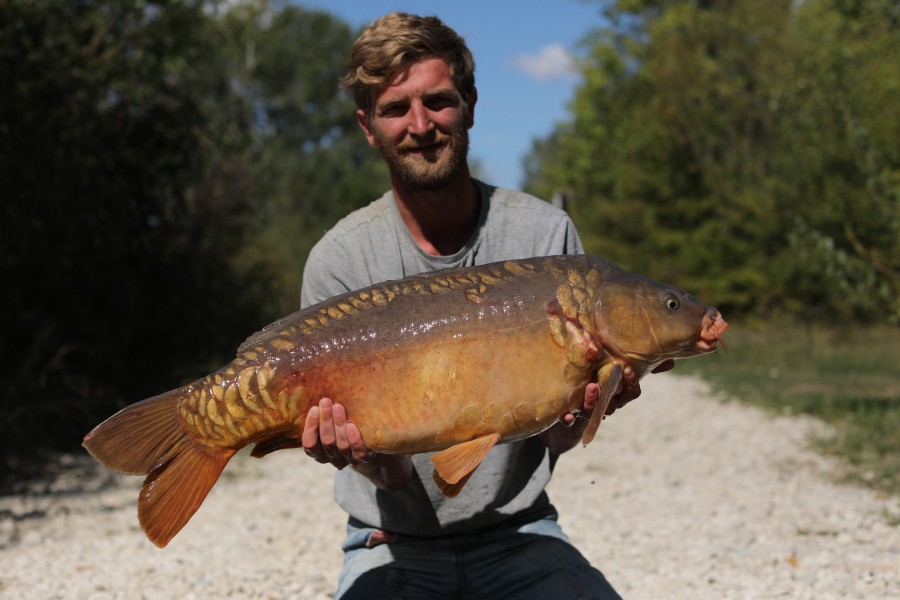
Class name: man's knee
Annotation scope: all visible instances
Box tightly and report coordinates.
[486,535,622,600]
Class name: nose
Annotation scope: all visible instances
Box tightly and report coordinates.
[407,101,434,137]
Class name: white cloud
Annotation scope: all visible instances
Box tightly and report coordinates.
[513,44,577,82]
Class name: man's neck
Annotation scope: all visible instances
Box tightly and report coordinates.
[392,173,480,257]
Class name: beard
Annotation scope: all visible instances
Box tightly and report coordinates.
[373,122,470,191]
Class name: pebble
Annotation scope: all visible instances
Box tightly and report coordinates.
[0,374,897,599]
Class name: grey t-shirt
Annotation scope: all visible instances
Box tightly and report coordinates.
[300,179,584,537]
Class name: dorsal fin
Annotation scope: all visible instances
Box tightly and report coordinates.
[237,315,294,354]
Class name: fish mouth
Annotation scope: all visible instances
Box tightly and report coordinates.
[696,310,728,353]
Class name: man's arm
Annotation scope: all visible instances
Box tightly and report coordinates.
[539,360,675,455]
[300,237,419,489]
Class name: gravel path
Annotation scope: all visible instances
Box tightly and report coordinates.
[1,374,898,599]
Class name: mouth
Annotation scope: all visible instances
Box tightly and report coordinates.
[696,310,728,353]
[401,142,444,157]
[398,132,451,155]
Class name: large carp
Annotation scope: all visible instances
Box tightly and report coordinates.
[83,255,727,547]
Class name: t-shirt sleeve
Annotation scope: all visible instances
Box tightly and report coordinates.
[482,184,585,260]
[550,214,584,256]
[300,236,357,308]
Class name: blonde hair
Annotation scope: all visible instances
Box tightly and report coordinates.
[342,13,476,115]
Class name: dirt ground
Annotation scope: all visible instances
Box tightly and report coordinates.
[1,374,898,599]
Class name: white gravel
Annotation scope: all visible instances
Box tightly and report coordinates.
[1,374,898,599]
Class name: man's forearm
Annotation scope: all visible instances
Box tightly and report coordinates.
[539,418,590,455]
[351,453,414,490]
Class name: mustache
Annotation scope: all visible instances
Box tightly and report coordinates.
[395,133,452,153]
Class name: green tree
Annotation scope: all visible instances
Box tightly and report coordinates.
[525,0,899,322]
[0,1,251,471]
[780,0,900,322]
[210,1,389,315]
[0,0,387,478]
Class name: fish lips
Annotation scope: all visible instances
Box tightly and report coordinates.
[695,310,728,353]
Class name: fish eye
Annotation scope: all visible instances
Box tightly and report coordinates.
[665,295,680,310]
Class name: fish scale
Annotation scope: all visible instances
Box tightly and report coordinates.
[83,255,727,547]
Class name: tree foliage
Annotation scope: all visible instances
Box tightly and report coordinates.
[525,0,900,323]
[0,0,387,477]
[208,2,388,314]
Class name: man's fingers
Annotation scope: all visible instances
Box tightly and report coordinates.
[345,422,374,462]
[582,381,600,412]
[301,397,372,469]
[317,398,337,449]
[318,398,353,468]
[301,406,319,447]
[332,403,352,455]
[607,366,640,415]
[301,406,328,462]
[302,400,348,468]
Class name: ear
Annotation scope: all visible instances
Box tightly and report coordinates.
[465,87,477,129]
[356,109,378,148]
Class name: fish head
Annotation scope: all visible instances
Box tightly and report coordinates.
[591,269,728,375]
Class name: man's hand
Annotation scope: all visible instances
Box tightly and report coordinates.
[302,397,371,469]
[301,398,413,490]
[603,359,675,416]
[540,359,676,453]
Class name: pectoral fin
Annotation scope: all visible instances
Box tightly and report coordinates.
[430,433,500,497]
[581,362,623,446]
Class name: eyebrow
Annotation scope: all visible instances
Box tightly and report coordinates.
[376,87,461,109]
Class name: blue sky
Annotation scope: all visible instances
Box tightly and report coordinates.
[293,1,607,190]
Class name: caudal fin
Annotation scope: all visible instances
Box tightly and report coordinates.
[83,388,234,547]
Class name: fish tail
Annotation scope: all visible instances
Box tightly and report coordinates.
[83,387,234,548]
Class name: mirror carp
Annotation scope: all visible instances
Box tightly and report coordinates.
[83,255,727,547]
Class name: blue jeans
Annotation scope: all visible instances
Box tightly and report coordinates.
[335,518,622,599]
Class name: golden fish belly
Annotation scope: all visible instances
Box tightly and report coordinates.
[307,319,587,454]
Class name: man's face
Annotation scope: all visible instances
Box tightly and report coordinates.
[357,57,475,190]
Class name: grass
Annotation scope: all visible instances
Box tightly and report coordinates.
[676,320,900,496]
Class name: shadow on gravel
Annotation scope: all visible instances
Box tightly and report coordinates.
[1,451,119,498]
[0,451,132,549]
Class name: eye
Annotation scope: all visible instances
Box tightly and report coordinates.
[377,101,409,118]
[426,96,455,110]
[665,295,680,310]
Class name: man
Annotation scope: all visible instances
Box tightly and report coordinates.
[300,13,658,599]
